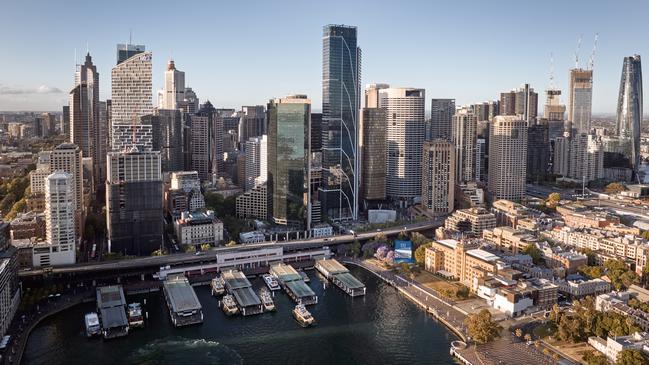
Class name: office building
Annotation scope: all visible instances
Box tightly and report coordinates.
[445,207,497,236]
[267,95,311,228]
[61,105,70,137]
[116,43,146,64]
[361,107,387,202]
[500,84,537,124]
[452,109,477,183]
[379,87,426,203]
[430,98,456,140]
[422,140,455,215]
[170,171,204,213]
[239,105,266,144]
[476,138,486,182]
[162,60,185,110]
[236,183,268,221]
[488,116,527,202]
[424,239,499,289]
[615,55,643,173]
[144,109,183,171]
[244,135,268,191]
[174,211,223,246]
[310,112,322,152]
[106,149,162,256]
[320,24,361,221]
[0,221,19,337]
[183,87,199,114]
[527,121,550,181]
[567,68,593,134]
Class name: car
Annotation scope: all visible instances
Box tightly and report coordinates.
[376,228,381,232]
[195,251,204,256]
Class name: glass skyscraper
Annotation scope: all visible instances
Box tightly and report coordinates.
[320,24,361,221]
[615,55,643,173]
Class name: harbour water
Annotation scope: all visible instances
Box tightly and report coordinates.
[23,266,458,365]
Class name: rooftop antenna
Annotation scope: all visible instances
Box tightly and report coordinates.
[549,52,556,90]
[86,41,89,54]
[588,33,599,70]
[574,34,583,68]
[129,29,132,45]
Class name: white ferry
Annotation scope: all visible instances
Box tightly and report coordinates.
[292,304,314,327]
[259,287,276,312]
[221,294,239,316]
[84,312,101,337]
[211,276,225,296]
[263,274,281,291]
[127,303,144,328]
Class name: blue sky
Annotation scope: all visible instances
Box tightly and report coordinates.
[0,0,647,114]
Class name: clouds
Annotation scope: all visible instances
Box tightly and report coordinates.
[0,84,63,95]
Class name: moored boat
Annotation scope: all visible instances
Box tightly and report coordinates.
[211,276,225,296]
[292,304,314,327]
[84,312,101,337]
[127,303,144,328]
[263,274,281,291]
[221,294,239,316]
[259,287,276,312]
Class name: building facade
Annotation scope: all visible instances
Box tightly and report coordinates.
[422,140,455,215]
[615,55,643,173]
[452,109,477,183]
[488,116,528,202]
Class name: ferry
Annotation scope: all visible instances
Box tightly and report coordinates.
[84,312,101,337]
[299,271,310,283]
[127,303,145,328]
[259,287,276,312]
[292,304,315,327]
[211,276,225,296]
[263,274,281,291]
[221,294,239,316]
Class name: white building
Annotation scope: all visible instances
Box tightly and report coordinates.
[33,172,76,267]
[488,116,528,202]
[170,171,204,212]
[174,211,223,246]
[556,278,611,298]
[244,135,268,191]
[588,332,649,363]
[452,109,477,183]
[311,224,333,238]
[161,60,185,110]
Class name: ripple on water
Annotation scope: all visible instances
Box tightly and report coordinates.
[128,337,242,365]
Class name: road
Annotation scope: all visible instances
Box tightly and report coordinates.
[20,218,444,277]
[580,198,649,219]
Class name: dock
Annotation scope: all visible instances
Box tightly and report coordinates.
[96,285,129,339]
[315,259,366,297]
[162,274,203,327]
[222,270,263,316]
[270,263,318,305]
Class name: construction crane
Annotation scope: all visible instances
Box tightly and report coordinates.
[549,52,556,90]
[574,34,583,68]
[588,33,599,70]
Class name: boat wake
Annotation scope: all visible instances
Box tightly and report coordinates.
[128,337,243,365]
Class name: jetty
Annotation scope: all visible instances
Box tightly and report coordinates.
[163,274,203,327]
[270,263,318,305]
[222,270,263,316]
[315,259,366,297]
[96,285,129,339]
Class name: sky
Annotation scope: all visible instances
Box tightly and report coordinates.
[0,0,647,114]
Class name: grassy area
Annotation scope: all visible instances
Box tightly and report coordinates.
[354,216,426,233]
[412,271,470,300]
[533,322,557,339]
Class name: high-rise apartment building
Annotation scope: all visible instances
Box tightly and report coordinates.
[615,55,643,173]
[162,60,185,110]
[500,84,537,124]
[106,149,162,255]
[189,114,212,181]
[239,105,266,144]
[144,109,183,172]
[452,109,477,183]
[267,95,311,228]
[320,24,361,221]
[170,171,204,213]
[543,88,567,140]
[361,107,387,202]
[50,143,84,230]
[527,121,550,182]
[567,68,593,134]
[380,87,426,203]
[422,140,455,215]
[488,116,528,202]
[430,99,456,140]
[244,135,268,191]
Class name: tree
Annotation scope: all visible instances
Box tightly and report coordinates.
[642,230,649,241]
[605,259,637,290]
[548,192,561,203]
[515,328,523,337]
[578,265,604,280]
[523,333,532,342]
[522,244,543,265]
[464,309,502,344]
[582,350,609,365]
[605,182,626,195]
[616,349,649,365]
[183,245,196,253]
[414,243,432,265]
[410,232,429,247]
[200,243,211,252]
[350,240,361,257]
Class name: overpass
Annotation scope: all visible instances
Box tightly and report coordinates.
[19,218,444,284]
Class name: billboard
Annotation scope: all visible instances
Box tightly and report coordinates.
[394,240,414,264]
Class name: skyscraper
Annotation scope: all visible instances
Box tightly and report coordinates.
[116,43,146,64]
[452,109,477,183]
[361,107,387,203]
[267,95,311,228]
[527,121,550,182]
[50,143,84,236]
[380,87,426,204]
[567,68,593,134]
[488,116,528,202]
[244,135,268,191]
[430,99,456,140]
[189,114,212,181]
[195,101,223,182]
[422,140,455,215]
[239,105,266,143]
[162,60,185,110]
[615,55,643,173]
[144,109,183,172]
[543,88,566,139]
[500,84,537,124]
[321,24,361,221]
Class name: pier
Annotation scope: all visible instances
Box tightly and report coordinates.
[96,285,129,339]
[162,274,203,327]
[315,259,366,297]
[270,263,318,305]
[222,270,263,316]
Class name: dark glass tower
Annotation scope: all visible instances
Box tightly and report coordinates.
[615,55,643,173]
[320,25,360,221]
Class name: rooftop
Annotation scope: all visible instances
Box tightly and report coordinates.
[96,285,126,309]
[222,270,252,290]
[437,239,459,250]
[163,274,202,313]
[466,249,500,262]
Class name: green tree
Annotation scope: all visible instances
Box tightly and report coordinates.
[522,244,543,265]
[184,245,196,253]
[350,240,361,257]
[642,231,649,241]
[606,182,626,195]
[605,259,637,290]
[464,309,502,344]
[414,242,432,265]
[616,349,649,365]
[410,232,429,247]
[578,265,604,280]
[200,243,211,252]
[582,350,610,365]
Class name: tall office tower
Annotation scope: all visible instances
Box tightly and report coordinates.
[615,55,643,173]
[170,171,204,212]
[361,107,387,203]
[567,68,593,134]
[321,24,361,221]
[526,121,550,182]
[515,83,538,124]
[97,100,108,183]
[143,109,183,172]
[565,133,604,183]
[310,113,322,152]
[475,138,486,182]
[34,172,76,267]
[553,136,571,176]
[488,116,528,202]
[116,43,146,64]
[430,99,456,140]
[0,221,19,337]
[244,135,268,191]
[267,95,311,228]
[195,101,223,181]
[364,83,389,108]
[162,60,185,110]
[61,105,70,137]
[217,108,240,131]
[50,143,84,234]
[239,106,266,144]
[106,149,162,256]
[422,140,455,215]
[451,109,477,183]
[470,102,490,122]
[183,87,200,114]
[379,87,426,204]
[499,90,516,115]
[488,100,500,121]
[110,49,152,150]
[543,88,566,139]
[190,115,212,181]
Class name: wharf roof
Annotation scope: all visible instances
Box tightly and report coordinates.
[317,259,349,274]
[163,274,202,313]
[270,263,302,282]
[222,270,252,290]
[231,287,261,307]
[285,280,316,298]
[96,285,126,309]
[334,272,365,289]
[99,306,128,329]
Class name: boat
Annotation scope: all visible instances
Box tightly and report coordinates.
[263,274,281,291]
[211,276,225,296]
[127,303,144,328]
[259,287,276,312]
[299,271,310,283]
[221,294,239,316]
[292,304,314,327]
[84,312,101,337]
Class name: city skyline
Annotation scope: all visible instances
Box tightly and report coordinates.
[1,0,648,113]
